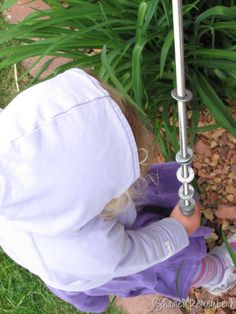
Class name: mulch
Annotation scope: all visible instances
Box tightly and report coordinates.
[154,104,236,314]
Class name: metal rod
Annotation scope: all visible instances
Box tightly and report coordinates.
[172,0,188,158]
[172,0,185,98]
[171,0,195,215]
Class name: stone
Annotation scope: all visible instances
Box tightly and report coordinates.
[215,204,236,220]
[115,295,183,314]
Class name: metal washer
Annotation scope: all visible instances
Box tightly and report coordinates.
[171,88,193,102]
[178,184,194,200]
[176,166,195,184]
[175,148,193,165]
[179,198,196,216]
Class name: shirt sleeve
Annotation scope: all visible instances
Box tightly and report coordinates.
[70,216,190,279]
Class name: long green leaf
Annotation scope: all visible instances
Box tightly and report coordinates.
[196,74,236,136]
[101,44,147,120]
[160,30,173,77]
[189,59,236,72]
[196,49,236,62]
[0,0,17,11]
[196,6,236,24]
[132,0,148,109]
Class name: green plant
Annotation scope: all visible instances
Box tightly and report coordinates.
[0,0,236,159]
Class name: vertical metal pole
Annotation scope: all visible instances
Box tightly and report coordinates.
[171,0,195,216]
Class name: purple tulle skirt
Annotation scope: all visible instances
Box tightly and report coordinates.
[47,162,212,313]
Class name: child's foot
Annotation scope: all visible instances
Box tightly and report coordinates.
[204,233,236,296]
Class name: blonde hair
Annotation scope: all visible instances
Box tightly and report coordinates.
[97,81,160,220]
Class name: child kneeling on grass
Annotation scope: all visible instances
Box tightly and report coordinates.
[0,68,235,313]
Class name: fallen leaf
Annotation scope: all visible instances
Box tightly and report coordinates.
[210,141,218,149]
[222,219,230,231]
[204,309,216,314]
[219,146,230,159]
[211,128,226,140]
[226,186,236,195]
[202,208,214,222]
[226,194,235,203]
[229,286,236,296]
[195,139,212,157]
[231,165,236,173]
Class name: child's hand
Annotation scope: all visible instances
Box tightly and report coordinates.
[170,202,202,236]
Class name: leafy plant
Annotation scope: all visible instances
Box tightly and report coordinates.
[0,0,236,159]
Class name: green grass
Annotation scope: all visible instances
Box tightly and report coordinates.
[0,248,79,314]
[0,65,18,108]
[0,248,124,313]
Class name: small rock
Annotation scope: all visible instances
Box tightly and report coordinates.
[215,204,236,220]
[116,295,183,314]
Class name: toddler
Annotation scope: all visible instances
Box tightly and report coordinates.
[0,68,235,313]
